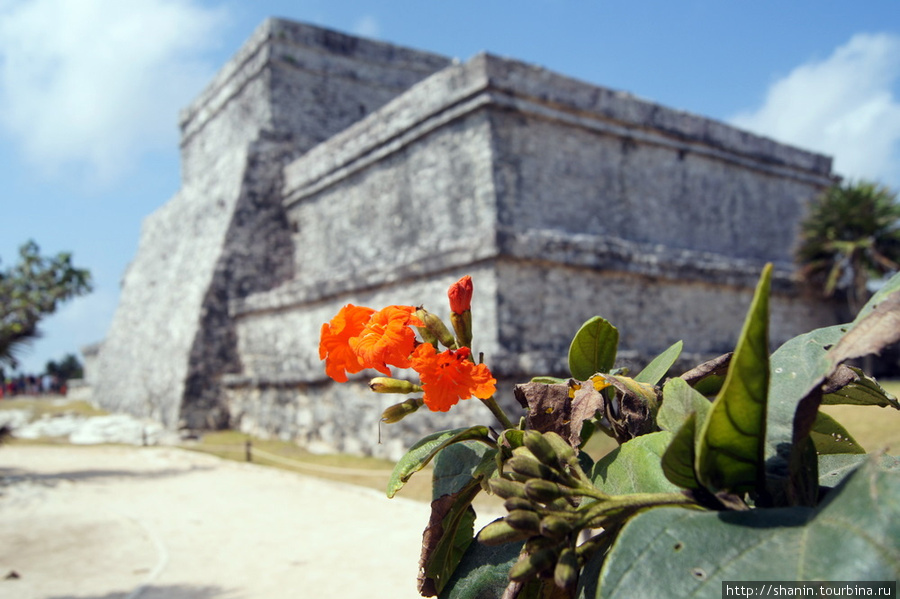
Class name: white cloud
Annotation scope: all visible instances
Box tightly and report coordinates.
[731,33,900,189]
[352,15,381,38]
[0,0,229,185]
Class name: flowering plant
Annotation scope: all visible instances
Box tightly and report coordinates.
[321,270,900,598]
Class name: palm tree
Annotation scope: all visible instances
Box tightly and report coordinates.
[1,241,92,368]
[796,180,900,318]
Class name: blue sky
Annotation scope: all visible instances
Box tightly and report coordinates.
[1,0,899,375]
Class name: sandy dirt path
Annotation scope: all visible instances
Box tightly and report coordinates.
[0,444,450,599]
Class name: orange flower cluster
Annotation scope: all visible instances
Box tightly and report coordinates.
[318,304,374,383]
[350,305,422,375]
[409,343,495,412]
[319,277,496,412]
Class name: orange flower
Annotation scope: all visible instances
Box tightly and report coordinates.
[410,343,496,412]
[350,305,424,376]
[448,275,473,314]
[319,304,376,382]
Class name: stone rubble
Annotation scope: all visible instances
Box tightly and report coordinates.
[0,405,176,446]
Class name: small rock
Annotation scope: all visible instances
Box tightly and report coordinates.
[0,410,32,430]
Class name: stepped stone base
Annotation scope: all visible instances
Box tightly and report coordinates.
[92,18,838,457]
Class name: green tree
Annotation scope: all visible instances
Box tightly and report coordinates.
[796,180,900,317]
[45,353,84,381]
[0,241,92,368]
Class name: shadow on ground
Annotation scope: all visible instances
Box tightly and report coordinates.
[0,465,213,490]
[41,584,237,599]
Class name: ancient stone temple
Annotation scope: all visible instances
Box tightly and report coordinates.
[92,18,837,458]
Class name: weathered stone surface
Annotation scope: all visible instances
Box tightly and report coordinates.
[92,18,450,429]
[0,410,31,431]
[93,18,839,458]
[9,412,172,446]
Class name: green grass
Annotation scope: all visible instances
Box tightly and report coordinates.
[0,396,108,419]
[820,379,900,453]
[186,431,505,511]
[184,430,438,503]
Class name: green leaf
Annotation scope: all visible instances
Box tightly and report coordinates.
[692,375,725,396]
[387,426,493,498]
[822,367,900,409]
[658,377,711,433]
[433,441,498,498]
[787,436,820,508]
[819,453,900,488]
[828,288,900,368]
[695,264,772,495]
[678,353,731,395]
[661,413,702,490]
[592,431,681,495]
[852,270,900,322]
[421,442,497,597]
[420,480,481,596]
[634,341,683,386]
[440,539,523,599]
[764,324,847,504]
[499,428,525,450]
[764,280,900,504]
[809,411,865,455]
[569,316,619,380]
[767,324,845,416]
[596,459,900,598]
[578,448,596,475]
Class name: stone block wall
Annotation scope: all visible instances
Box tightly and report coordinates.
[92,19,450,427]
[93,146,252,426]
[478,55,830,267]
[178,19,450,182]
[91,18,838,459]
[222,50,837,459]
[224,264,505,460]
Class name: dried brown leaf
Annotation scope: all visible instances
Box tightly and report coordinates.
[829,293,900,366]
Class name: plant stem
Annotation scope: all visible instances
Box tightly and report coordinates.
[575,485,611,502]
[480,396,515,430]
[576,492,697,529]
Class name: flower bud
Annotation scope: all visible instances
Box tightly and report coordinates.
[415,322,439,346]
[500,429,525,450]
[503,497,536,512]
[369,377,422,394]
[415,307,456,348]
[553,547,579,590]
[478,519,532,545]
[546,496,577,511]
[448,275,473,314]
[539,515,573,540]
[509,546,557,582]
[448,276,474,347]
[524,536,556,553]
[380,397,424,423]
[511,445,538,459]
[525,479,572,504]
[506,509,541,533]
[507,455,559,482]
[489,478,528,500]
[450,311,472,349]
[523,430,562,467]
[542,431,579,466]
